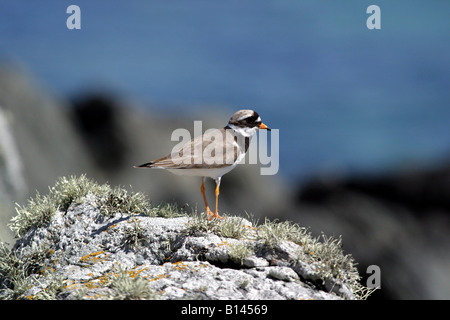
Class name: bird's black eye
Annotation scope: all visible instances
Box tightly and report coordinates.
[247,113,260,124]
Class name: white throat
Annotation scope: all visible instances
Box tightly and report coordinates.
[226,123,259,137]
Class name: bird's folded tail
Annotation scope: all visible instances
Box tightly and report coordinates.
[133,162,154,168]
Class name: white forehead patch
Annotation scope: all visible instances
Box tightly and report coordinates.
[237,114,250,121]
[236,114,261,122]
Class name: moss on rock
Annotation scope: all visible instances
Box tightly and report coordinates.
[1,175,374,300]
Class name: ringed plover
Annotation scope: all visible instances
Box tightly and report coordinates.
[134,110,270,220]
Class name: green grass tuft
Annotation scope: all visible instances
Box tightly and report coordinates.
[10,193,58,238]
[98,186,151,217]
[184,211,221,235]
[0,242,59,299]
[217,216,253,239]
[185,212,252,240]
[106,270,159,300]
[228,242,253,265]
[256,218,309,247]
[121,218,146,250]
[253,217,372,299]
[9,175,153,238]
[50,175,110,212]
[146,202,187,218]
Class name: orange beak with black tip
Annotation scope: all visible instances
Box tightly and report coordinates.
[259,122,271,131]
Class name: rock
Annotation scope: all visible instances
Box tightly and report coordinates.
[242,256,269,268]
[0,176,370,300]
[267,266,300,282]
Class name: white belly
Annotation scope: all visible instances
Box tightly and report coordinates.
[167,163,237,179]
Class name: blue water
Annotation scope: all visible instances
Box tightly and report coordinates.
[1,0,449,181]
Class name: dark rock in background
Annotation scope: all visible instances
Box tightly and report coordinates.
[295,165,450,299]
[299,165,450,213]
[71,94,129,171]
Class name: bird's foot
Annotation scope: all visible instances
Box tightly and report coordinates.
[206,209,224,221]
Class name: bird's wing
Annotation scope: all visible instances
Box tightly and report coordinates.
[148,128,245,169]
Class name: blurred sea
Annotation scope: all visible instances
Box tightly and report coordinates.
[1,0,449,182]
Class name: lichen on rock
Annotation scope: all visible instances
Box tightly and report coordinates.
[0,175,373,300]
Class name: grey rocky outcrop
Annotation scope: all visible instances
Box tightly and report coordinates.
[0,177,369,300]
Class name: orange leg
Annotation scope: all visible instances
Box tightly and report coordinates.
[201,178,214,219]
[213,177,223,219]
